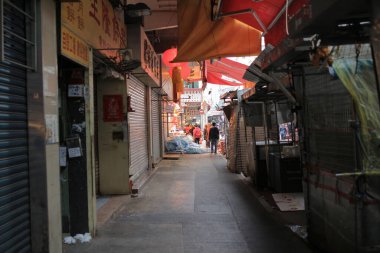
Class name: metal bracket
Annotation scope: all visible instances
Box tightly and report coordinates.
[335,171,380,177]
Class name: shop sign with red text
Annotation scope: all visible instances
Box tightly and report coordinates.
[61,1,127,60]
[61,26,89,67]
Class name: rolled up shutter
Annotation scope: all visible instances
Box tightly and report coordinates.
[128,76,148,180]
[151,91,161,164]
[0,1,31,251]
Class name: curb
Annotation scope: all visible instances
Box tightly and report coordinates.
[96,163,161,227]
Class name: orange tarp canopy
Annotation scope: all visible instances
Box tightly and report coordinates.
[174,0,262,63]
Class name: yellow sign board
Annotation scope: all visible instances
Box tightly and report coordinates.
[61,26,89,67]
[61,1,127,58]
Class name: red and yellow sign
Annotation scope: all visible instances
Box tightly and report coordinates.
[103,95,123,122]
[61,26,89,67]
[61,1,127,60]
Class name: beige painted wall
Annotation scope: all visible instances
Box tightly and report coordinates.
[97,78,130,194]
[41,0,62,252]
[86,52,96,235]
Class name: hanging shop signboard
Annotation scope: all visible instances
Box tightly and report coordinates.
[61,1,127,60]
[103,95,124,122]
[127,24,160,87]
[61,26,89,67]
[141,31,160,83]
[184,108,200,117]
[183,89,202,102]
[163,102,175,114]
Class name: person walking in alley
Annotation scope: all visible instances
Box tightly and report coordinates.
[209,122,219,153]
[203,123,210,148]
[185,124,191,135]
[193,124,202,144]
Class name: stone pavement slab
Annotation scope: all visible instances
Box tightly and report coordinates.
[64,154,316,253]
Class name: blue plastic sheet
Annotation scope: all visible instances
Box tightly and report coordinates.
[165,136,208,154]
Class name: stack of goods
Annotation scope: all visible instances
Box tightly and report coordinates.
[218,140,225,155]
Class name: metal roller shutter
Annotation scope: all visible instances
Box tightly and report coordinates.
[128,76,148,179]
[151,91,161,164]
[0,0,31,252]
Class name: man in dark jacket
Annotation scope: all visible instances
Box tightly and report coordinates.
[209,122,219,153]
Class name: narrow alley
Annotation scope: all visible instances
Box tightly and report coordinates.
[64,154,314,253]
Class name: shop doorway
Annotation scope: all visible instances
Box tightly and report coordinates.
[58,57,89,234]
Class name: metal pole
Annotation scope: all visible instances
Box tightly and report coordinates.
[264,0,294,35]
[147,86,153,170]
[274,101,280,145]
[245,68,297,104]
[252,10,267,33]
[219,8,252,18]
[262,102,270,182]
[167,112,169,137]
[370,0,380,107]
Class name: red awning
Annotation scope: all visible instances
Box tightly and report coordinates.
[221,0,309,46]
[206,58,254,87]
[207,72,243,86]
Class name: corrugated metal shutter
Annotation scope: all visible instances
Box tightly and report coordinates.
[227,104,248,174]
[128,76,148,179]
[0,0,31,252]
[151,91,161,164]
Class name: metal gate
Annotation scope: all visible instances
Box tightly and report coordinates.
[304,67,355,173]
[301,66,357,252]
[0,0,31,251]
[128,76,148,180]
[151,91,161,164]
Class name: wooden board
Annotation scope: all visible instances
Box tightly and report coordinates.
[163,154,181,160]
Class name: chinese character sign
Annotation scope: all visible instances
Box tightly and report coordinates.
[103,95,124,122]
[141,29,159,85]
[62,0,127,58]
[61,26,89,66]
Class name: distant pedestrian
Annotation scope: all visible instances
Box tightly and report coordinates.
[193,124,202,144]
[184,124,191,135]
[189,124,195,136]
[209,122,219,154]
[203,124,210,148]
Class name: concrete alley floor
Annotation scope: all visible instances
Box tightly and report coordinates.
[64,154,316,253]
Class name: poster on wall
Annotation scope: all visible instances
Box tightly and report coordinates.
[45,114,59,144]
[68,84,84,97]
[66,136,83,158]
[279,122,293,142]
[103,95,124,122]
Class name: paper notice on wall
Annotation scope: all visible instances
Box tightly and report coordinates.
[45,114,59,144]
[68,147,82,158]
[68,84,84,97]
[59,147,67,167]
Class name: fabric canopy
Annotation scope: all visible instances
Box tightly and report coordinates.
[174,0,262,63]
[206,58,254,87]
[221,0,309,46]
[207,72,243,86]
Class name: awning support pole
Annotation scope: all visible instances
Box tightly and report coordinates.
[219,8,252,18]
[252,10,267,33]
[264,0,294,36]
[246,67,296,104]
[269,72,296,104]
